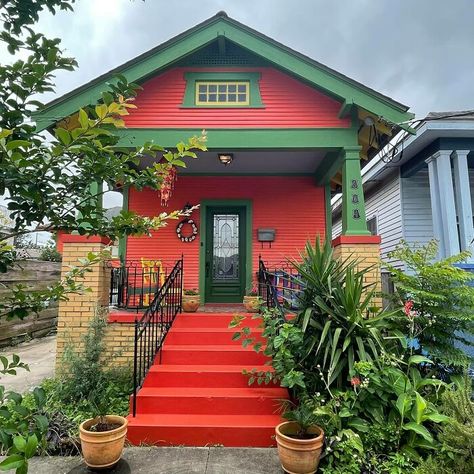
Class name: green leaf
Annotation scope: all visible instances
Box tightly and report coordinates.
[408,355,433,366]
[423,412,451,424]
[6,140,30,151]
[13,435,26,453]
[0,454,25,471]
[55,127,71,145]
[78,108,89,128]
[413,392,427,424]
[231,332,241,341]
[347,417,370,433]
[402,422,433,442]
[24,434,38,459]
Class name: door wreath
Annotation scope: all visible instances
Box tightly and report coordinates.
[176,218,198,242]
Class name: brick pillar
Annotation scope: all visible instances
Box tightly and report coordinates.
[56,235,111,369]
[332,235,382,308]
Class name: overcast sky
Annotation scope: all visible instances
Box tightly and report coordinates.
[2,0,474,238]
[20,0,474,118]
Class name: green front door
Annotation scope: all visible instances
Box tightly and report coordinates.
[205,206,247,303]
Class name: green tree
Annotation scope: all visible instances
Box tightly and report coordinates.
[0,1,206,471]
[386,240,474,371]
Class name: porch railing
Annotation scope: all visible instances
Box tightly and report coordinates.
[132,256,183,417]
[258,256,303,316]
[108,260,173,310]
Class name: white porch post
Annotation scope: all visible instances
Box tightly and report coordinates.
[426,155,445,257]
[434,150,460,257]
[452,150,474,258]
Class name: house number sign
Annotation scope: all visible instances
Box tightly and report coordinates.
[176,218,198,242]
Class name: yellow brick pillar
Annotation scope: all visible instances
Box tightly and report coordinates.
[56,235,112,369]
[332,235,382,309]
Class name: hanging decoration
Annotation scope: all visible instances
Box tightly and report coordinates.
[176,218,198,243]
[157,164,177,206]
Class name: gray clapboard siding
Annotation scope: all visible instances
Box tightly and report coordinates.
[400,167,434,248]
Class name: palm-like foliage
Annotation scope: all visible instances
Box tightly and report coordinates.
[288,239,399,394]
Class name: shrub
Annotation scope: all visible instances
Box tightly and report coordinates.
[387,240,474,371]
[39,241,61,262]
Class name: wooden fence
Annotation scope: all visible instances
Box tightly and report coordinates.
[0,260,61,347]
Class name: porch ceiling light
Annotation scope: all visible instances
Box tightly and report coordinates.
[218,153,234,166]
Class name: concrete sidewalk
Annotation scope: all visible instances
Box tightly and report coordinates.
[27,447,283,473]
[0,335,56,393]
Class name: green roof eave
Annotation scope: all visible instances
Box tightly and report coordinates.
[33,12,413,132]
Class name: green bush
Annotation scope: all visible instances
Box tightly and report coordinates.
[39,241,61,262]
[387,240,474,371]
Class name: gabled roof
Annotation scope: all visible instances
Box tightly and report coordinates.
[34,11,413,132]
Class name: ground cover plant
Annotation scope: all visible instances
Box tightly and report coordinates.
[233,238,474,473]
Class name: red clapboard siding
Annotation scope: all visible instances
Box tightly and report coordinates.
[124,67,350,129]
[126,176,326,289]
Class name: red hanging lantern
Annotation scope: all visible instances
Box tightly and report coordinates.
[157,164,178,206]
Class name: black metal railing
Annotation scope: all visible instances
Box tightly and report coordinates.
[108,260,173,310]
[132,256,183,417]
[258,256,303,315]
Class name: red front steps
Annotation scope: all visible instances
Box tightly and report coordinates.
[127,312,288,447]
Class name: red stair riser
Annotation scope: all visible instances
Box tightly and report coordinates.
[134,394,285,415]
[127,425,277,448]
[142,370,277,388]
[165,331,265,345]
[160,349,269,365]
[173,315,263,329]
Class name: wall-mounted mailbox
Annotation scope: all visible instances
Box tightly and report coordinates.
[257,228,276,242]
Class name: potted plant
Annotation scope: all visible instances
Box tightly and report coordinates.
[243,283,261,312]
[182,288,200,312]
[275,402,325,474]
[79,389,128,469]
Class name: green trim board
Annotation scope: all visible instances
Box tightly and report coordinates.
[115,127,359,149]
[182,72,263,108]
[325,184,332,244]
[199,199,252,302]
[118,186,129,263]
[33,12,412,132]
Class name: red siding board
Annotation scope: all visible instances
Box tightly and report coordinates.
[126,177,326,289]
[124,67,350,129]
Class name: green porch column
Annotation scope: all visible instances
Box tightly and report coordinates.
[77,181,103,231]
[341,147,370,236]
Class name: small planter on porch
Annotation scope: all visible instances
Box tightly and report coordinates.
[243,284,261,312]
[182,289,200,312]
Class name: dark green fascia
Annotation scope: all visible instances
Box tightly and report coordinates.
[182,72,263,108]
[33,15,413,132]
[114,128,359,149]
[314,151,344,185]
[198,199,252,298]
[118,185,129,263]
[180,172,314,176]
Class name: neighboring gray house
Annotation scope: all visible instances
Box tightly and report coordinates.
[0,205,14,246]
[332,112,474,270]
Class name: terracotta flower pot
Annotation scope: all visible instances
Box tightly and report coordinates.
[243,295,261,312]
[79,415,128,469]
[182,294,200,312]
[275,421,324,474]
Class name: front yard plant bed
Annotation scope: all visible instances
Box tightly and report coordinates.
[232,239,474,473]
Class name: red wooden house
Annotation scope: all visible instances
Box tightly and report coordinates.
[37,13,413,447]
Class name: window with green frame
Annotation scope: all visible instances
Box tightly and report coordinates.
[182,72,264,108]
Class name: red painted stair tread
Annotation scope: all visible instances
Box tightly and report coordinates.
[127,312,288,447]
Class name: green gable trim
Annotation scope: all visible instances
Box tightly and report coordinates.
[114,127,359,149]
[182,72,263,108]
[33,13,412,133]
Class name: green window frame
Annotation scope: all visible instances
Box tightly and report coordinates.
[182,72,264,108]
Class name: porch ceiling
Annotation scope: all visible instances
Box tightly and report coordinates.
[139,150,326,174]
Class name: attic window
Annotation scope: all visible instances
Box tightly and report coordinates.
[182,72,264,108]
[196,81,249,105]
